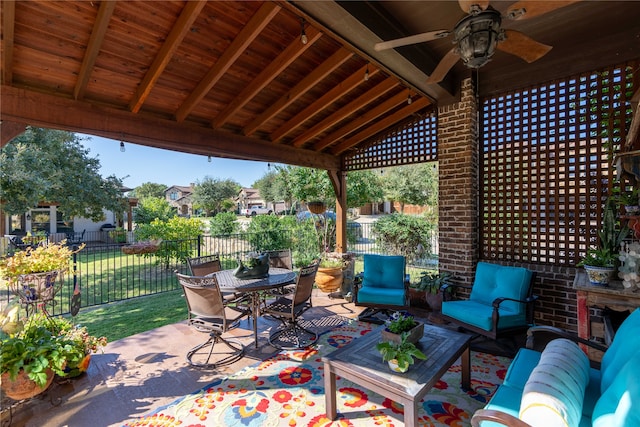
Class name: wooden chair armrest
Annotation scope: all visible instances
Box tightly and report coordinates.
[525,325,609,353]
[471,409,532,427]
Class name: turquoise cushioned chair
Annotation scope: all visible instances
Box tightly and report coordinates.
[354,254,408,321]
[441,261,536,340]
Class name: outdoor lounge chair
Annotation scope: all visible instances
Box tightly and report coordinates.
[353,254,408,324]
[177,273,249,367]
[262,261,319,350]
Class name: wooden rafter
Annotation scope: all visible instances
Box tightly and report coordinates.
[74,0,116,101]
[1,0,15,85]
[293,77,399,148]
[212,27,322,129]
[271,64,380,143]
[0,120,26,147]
[331,97,431,155]
[315,88,414,152]
[243,47,353,136]
[129,0,205,113]
[175,2,281,122]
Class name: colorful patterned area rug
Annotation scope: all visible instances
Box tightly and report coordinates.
[124,320,511,427]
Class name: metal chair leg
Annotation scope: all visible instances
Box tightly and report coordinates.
[186,333,245,368]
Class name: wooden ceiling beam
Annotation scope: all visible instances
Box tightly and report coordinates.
[293,77,399,148]
[212,27,322,129]
[175,2,281,122]
[1,0,15,85]
[243,47,353,136]
[0,120,26,147]
[129,0,205,113]
[271,64,380,143]
[74,0,116,101]
[1,85,340,171]
[314,88,416,152]
[331,97,430,155]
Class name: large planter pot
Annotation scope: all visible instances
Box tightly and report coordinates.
[1,369,55,400]
[584,265,616,286]
[425,292,443,312]
[381,321,424,345]
[315,266,343,293]
[10,270,64,305]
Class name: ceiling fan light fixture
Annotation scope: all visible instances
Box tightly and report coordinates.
[454,8,502,69]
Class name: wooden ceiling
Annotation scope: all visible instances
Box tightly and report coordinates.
[1,1,639,171]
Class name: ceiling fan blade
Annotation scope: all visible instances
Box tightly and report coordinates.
[426,48,460,84]
[374,30,450,51]
[506,0,582,20]
[458,0,490,14]
[498,30,552,63]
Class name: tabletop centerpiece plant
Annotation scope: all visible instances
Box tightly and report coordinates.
[381,311,424,345]
[0,241,85,305]
[376,332,427,373]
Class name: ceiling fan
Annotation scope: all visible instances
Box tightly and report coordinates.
[374,0,581,84]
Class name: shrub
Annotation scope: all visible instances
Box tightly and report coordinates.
[246,215,293,252]
[209,212,239,236]
[133,197,176,225]
[135,217,204,266]
[372,213,434,262]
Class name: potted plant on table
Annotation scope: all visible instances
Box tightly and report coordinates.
[380,311,424,345]
[376,332,427,373]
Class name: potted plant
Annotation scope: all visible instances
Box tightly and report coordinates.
[614,187,640,215]
[578,199,628,286]
[0,313,85,400]
[376,332,427,373]
[411,271,453,312]
[380,311,424,345]
[0,241,85,305]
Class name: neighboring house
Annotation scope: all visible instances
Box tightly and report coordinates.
[236,188,265,212]
[165,184,194,217]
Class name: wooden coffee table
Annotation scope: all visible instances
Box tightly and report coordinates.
[322,322,471,427]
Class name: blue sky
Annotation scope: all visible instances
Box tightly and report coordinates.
[79,134,271,189]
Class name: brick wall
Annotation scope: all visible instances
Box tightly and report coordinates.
[437,77,581,333]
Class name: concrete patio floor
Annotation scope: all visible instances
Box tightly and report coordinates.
[2,290,369,427]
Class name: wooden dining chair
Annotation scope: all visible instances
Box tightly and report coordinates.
[262,261,319,350]
[176,273,249,367]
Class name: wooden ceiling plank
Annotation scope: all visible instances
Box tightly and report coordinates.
[1,85,339,171]
[314,88,415,151]
[330,97,430,155]
[212,27,322,129]
[175,2,281,122]
[74,0,116,101]
[271,64,380,143]
[0,120,26,147]
[1,0,15,85]
[243,47,353,136]
[293,77,399,148]
[129,0,206,113]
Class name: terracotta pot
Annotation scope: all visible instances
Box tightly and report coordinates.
[425,292,443,312]
[1,368,54,400]
[315,266,343,293]
[381,321,424,345]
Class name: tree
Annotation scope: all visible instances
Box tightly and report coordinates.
[253,171,278,206]
[133,197,176,225]
[191,176,240,215]
[131,182,166,199]
[0,127,126,221]
[383,164,438,214]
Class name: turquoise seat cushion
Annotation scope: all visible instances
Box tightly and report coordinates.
[519,339,590,427]
[593,350,640,427]
[480,384,523,427]
[503,348,541,390]
[361,254,405,289]
[600,308,640,394]
[356,286,405,306]
[470,262,533,316]
[441,300,526,332]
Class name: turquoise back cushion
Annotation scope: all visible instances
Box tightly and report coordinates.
[593,350,640,427]
[362,254,405,290]
[601,308,640,394]
[470,262,533,314]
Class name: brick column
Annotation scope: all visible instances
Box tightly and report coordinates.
[438,78,479,284]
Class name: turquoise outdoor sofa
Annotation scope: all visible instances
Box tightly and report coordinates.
[471,308,640,427]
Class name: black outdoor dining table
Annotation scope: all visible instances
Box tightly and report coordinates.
[212,267,297,348]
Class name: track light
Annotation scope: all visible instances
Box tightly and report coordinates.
[300,18,308,45]
[120,141,125,152]
[364,64,369,81]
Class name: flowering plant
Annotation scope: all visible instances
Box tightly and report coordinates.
[384,311,418,334]
[0,241,85,285]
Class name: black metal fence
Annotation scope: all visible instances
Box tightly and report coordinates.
[1,223,438,316]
